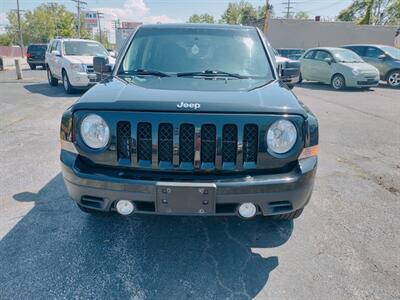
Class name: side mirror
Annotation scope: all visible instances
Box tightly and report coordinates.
[378,54,387,60]
[93,56,113,76]
[51,50,61,57]
[324,57,332,64]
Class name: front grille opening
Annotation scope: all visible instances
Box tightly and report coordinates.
[243,124,258,163]
[134,201,155,212]
[80,196,104,209]
[179,124,195,163]
[137,122,152,162]
[158,123,173,163]
[222,124,237,163]
[268,201,293,213]
[201,124,216,164]
[216,203,237,214]
[117,121,131,160]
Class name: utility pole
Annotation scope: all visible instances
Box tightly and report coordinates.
[72,0,87,38]
[282,0,295,19]
[16,0,24,58]
[376,0,382,25]
[263,0,270,35]
[97,11,104,44]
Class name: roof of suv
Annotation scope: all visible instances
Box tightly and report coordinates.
[139,23,257,31]
[342,44,390,48]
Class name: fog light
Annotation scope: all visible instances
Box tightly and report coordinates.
[238,203,257,219]
[116,200,135,216]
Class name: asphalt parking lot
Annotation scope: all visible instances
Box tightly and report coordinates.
[0,68,399,299]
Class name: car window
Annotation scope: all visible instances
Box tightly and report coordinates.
[365,47,384,58]
[304,50,315,59]
[380,46,400,60]
[50,41,57,52]
[56,41,61,53]
[120,27,274,79]
[346,46,365,56]
[63,41,108,56]
[314,51,332,61]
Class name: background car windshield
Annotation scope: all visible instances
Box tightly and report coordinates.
[120,27,273,79]
[381,46,400,60]
[63,41,108,56]
[332,49,364,63]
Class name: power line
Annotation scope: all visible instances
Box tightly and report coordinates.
[71,0,87,39]
[11,0,24,57]
[282,0,295,19]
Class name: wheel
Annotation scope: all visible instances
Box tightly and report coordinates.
[42,64,46,69]
[77,203,103,214]
[47,67,58,86]
[287,84,295,90]
[331,74,345,90]
[271,208,304,220]
[386,70,400,88]
[298,72,303,84]
[29,64,36,70]
[62,70,75,94]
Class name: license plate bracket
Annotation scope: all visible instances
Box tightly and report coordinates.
[156,183,216,215]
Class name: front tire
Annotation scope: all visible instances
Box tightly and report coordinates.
[62,70,74,94]
[386,70,400,88]
[331,74,345,90]
[29,64,36,70]
[271,208,304,220]
[47,67,58,86]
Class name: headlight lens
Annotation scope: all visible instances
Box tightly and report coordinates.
[80,114,110,149]
[266,119,297,154]
[70,63,86,72]
[352,68,360,76]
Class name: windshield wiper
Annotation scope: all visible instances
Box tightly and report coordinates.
[177,70,249,79]
[121,69,170,77]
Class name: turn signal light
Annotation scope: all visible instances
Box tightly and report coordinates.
[299,145,319,160]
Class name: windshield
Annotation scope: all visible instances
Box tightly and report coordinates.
[63,41,108,56]
[332,49,364,63]
[119,27,274,79]
[381,46,400,60]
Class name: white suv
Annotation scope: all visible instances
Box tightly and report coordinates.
[45,38,115,93]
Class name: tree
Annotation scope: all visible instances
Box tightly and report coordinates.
[220,1,258,25]
[6,3,89,45]
[337,0,399,25]
[188,13,215,24]
[0,34,12,46]
[295,11,309,20]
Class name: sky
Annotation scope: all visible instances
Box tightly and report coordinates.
[0,0,354,37]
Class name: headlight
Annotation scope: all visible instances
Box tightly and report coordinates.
[352,69,360,76]
[70,63,86,72]
[80,114,110,149]
[266,119,297,154]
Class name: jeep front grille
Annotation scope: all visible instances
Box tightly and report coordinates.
[137,122,152,163]
[116,120,260,171]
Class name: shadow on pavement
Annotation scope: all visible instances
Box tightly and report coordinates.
[298,81,376,92]
[1,174,293,299]
[24,83,84,98]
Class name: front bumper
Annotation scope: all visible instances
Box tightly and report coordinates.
[67,71,97,87]
[348,74,380,87]
[61,150,317,217]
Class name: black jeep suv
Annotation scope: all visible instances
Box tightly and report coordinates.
[60,24,318,220]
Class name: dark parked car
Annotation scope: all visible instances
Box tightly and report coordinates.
[26,44,47,70]
[60,24,319,220]
[276,48,305,61]
[342,44,400,87]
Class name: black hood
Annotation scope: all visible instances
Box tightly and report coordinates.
[72,76,307,117]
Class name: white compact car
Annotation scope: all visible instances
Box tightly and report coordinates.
[45,38,115,93]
